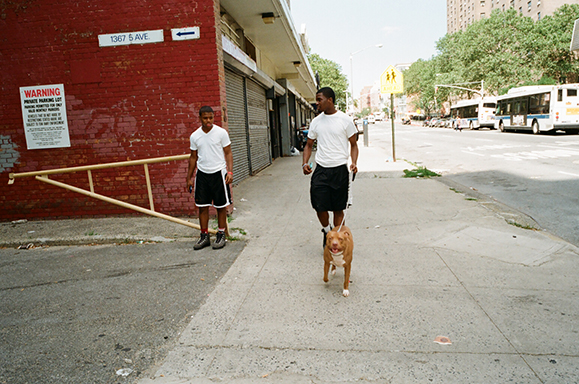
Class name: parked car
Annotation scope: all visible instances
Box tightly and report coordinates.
[367,115,376,124]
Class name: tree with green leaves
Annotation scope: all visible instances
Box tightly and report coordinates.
[405,4,579,107]
[307,53,349,111]
[535,4,579,83]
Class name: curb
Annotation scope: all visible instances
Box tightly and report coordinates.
[436,176,542,231]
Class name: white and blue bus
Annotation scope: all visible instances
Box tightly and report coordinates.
[494,84,579,134]
[450,97,496,130]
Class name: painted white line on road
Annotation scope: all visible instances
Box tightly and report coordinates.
[558,171,579,178]
[537,144,579,152]
[491,149,579,161]
[463,144,530,152]
[462,151,485,156]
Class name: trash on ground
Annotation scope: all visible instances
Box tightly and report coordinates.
[116,368,134,377]
[18,243,34,250]
[434,336,452,345]
[240,198,248,202]
[11,219,28,224]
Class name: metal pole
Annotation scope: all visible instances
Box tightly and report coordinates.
[363,119,368,147]
[350,55,354,113]
[391,93,396,162]
[35,175,219,235]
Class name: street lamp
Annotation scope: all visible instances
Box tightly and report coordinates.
[349,44,383,113]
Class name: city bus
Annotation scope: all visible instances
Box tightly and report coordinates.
[494,84,579,134]
[450,97,497,130]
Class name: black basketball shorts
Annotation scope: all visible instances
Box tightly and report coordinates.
[310,164,349,212]
[194,169,232,208]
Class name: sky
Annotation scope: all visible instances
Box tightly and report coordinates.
[289,0,448,98]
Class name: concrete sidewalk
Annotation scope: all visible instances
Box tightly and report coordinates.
[2,144,579,383]
[137,146,577,383]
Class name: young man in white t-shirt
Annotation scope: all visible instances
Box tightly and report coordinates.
[302,87,359,247]
[186,106,233,250]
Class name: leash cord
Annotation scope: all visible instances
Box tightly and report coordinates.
[337,172,355,232]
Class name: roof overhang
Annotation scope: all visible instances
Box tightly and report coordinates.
[220,0,317,102]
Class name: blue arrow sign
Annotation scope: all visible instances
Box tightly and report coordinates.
[177,31,196,37]
[171,27,200,41]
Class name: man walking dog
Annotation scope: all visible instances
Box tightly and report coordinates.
[302,87,359,247]
[186,106,233,250]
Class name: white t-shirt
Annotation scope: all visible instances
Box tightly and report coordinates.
[308,110,358,168]
[190,125,231,174]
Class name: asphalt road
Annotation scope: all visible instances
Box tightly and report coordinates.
[367,121,579,246]
[0,240,244,384]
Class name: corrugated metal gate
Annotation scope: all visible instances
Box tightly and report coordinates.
[225,68,272,185]
[225,69,250,185]
[246,78,271,173]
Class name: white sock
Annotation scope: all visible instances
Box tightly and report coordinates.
[323,224,332,233]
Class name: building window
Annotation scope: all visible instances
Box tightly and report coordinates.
[481,12,486,18]
[527,1,532,11]
[538,12,541,20]
[481,0,486,6]
[538,0,541,5]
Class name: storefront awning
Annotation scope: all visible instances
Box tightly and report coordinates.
[220,0,317,102]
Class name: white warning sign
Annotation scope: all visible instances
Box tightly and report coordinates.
[20,84,70,150]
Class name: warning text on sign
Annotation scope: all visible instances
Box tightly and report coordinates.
[20,84,70,150]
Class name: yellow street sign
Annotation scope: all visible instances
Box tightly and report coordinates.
[380,65,404,94]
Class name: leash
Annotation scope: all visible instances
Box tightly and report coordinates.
[337,172,356,232]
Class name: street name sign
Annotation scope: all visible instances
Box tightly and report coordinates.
[380,65,404,94]
[98,30,164,47]
[171,27,200,41]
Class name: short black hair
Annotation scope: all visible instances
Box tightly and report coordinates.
[199,105,214,116]
[316,87,335,103]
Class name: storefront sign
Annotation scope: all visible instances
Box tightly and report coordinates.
[20,84,70,150]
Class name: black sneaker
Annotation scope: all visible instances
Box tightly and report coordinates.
[212,231,226,249]
[194,233,210,250]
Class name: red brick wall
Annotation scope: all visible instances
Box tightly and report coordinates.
[0,0,227,221]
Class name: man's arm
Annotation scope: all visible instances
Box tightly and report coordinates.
[223,144,233,184]
[302,138,315,175]
[348,134,358,174]
[186,150,198,190]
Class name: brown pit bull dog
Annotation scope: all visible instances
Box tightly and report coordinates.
[323,226,353,297]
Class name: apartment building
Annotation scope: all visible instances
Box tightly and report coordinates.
[447,0,579,33]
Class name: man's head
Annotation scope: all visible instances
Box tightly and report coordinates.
[199,106,214,130]
[316,87,336,114]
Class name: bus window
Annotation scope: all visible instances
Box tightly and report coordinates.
[568,89,577,97]
[558,89,563,101]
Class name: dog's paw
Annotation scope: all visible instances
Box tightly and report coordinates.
[331,269,336,276]
[323,277,329,283]
[342,289,349,297]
